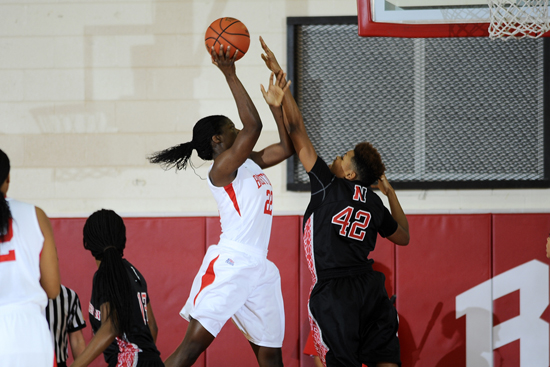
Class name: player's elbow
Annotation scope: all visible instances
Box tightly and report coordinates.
[44,284,60,299]
[397,233,410,246]
[389,227,409,246]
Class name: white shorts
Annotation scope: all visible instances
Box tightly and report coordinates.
[180,241,285,348]
[0,303,54,367]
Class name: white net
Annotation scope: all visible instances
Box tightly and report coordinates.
[488,0,550,39]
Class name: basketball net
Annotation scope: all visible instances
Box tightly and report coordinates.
[488,0,550,39]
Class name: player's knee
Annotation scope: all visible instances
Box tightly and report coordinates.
[178,341,207,366]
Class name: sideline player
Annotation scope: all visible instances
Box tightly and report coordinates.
[149,44,292,367]
[0,148,61,367]
[71,209,163,367]
[46,284,87,367]
[260,38,410,367]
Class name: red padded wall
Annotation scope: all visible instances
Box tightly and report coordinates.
[396,214,492,367]
[49,213,550,366]
[492,214,550,366]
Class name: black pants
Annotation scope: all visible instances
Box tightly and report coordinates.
[309,270,401,367]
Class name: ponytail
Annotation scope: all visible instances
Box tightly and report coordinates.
[83,209,133,336]
[0,196,11,243]
[0,149,11,242]
[148,115,229,170]
[148,142,194,171]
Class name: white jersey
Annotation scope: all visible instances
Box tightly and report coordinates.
[208,159,273,256]
[0,198,46,310]
[0,198,53,367]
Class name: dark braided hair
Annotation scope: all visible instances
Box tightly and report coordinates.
[148,115,230,170]
[83,209,133,336]
[0,149,11,243]
[352,142,386,186]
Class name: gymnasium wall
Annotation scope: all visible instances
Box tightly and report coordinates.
[1,0,550,217]
[53,213,550,367]
[2,0,550,364]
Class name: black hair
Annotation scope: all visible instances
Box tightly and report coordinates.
[353,142,386,186]
[83,209,133,336]
[148,115,230,170]
[0,149,11,242]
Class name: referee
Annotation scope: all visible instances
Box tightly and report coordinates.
[46,284,87,367]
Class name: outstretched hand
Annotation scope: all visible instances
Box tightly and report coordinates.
[261,70,291,107]
[211,44,238,76]
[260,36,282,74]
[371,174,394,197]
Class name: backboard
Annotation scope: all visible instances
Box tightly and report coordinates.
[358,0,550,37]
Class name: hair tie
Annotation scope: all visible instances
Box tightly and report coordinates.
[103,246,118,253]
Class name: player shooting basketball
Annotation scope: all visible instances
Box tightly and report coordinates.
[150,44,292,367]
[260,37,410,367]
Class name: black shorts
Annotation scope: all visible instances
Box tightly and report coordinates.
[309,270,401,367]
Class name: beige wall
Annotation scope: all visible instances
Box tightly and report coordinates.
[1,0,549,217]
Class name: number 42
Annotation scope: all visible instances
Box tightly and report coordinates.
[331,206,371,240]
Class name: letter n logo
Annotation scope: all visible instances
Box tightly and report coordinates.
[353,185,367,203]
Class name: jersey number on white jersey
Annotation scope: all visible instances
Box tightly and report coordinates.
[264,189,273,215]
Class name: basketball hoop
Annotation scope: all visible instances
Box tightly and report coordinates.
[488,0,550,39]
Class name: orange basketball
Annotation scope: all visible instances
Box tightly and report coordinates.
[205,17,250,61]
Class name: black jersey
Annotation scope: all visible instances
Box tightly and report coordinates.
[89,259,162,367]
[303,157,398,280]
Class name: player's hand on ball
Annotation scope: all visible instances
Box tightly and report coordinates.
[211,44,237,75]
[261,70,291,107]
[260,36,282,74]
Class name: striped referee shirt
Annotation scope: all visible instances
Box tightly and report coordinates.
[45,285,86,365]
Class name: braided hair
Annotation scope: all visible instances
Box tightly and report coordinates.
[83,209,133,336]
[148,115,230,170]
[0,149,11,243]
[352,142,386,186]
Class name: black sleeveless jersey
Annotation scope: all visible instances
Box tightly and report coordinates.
[303,157,398,280]
[89,259,162,366]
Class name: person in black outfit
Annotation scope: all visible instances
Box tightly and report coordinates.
[71,209,163,367]
[260,38,410,367]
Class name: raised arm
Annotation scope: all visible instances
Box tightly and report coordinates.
[249,70,293,169]
[259,36,318,172]
[373,175,410,246]
[36,206,60,299]
[209,45,263,187]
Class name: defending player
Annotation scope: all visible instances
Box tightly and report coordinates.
[150,44,292,367]
[260,37,410,367]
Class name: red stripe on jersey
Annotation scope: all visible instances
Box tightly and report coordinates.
[303,216,317,286]
[194,255,220,305]
[224,183,241,216]
[309,315,328,366]
[0,249,16,262]
[0,218,13,243]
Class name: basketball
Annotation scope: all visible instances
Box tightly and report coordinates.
[205,17,250,61]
